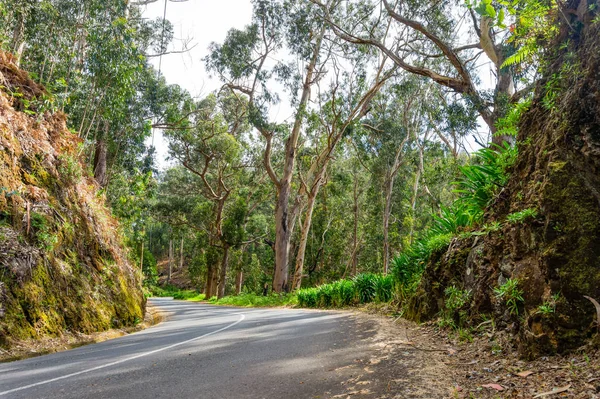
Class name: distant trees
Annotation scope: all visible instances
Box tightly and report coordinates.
[0,0,512,297]
[163,93,254,298]
[0,0,186,275]
[0,0,180,190]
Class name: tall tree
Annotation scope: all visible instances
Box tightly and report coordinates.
[290,60,395,289]
[164,93,252,298]
[310,0,539,145]
[207,0,335,292]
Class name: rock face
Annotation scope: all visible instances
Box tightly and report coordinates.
[0,52,144,348]
[409,7,600,358]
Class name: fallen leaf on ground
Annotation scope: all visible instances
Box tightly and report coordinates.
[517,370,534,377]
[532,384,572,398]
[482,383,505,391]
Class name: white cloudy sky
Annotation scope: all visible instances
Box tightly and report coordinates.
[142,0,253,94]
[141,0,254,167]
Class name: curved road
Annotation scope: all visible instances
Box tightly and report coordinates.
[0,299,380,399]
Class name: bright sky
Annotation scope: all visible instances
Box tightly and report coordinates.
[141,0,254,168]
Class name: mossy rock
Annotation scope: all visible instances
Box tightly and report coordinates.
[410,13,600,357]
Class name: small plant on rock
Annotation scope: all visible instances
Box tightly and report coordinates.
[506,208,538,224]
[494,278,525,315]
[440,286,472,328]
[537,293,561,315]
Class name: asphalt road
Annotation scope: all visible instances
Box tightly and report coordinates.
[0,299,379,399]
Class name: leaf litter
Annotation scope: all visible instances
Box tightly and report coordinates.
[327,308,600,398]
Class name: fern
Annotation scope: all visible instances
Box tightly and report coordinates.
[501,45,534,69]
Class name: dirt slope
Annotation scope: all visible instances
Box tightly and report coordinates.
[0,51,144,349]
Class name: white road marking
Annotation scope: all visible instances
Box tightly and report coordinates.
[0,310,245,397]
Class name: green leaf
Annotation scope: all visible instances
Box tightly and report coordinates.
[498,8,506,27]
[474,1,488,15]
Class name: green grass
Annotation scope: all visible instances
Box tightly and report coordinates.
[148,285,204,300]
[149,286,296,307]
[297,273,394,309]
[208,293,297,307]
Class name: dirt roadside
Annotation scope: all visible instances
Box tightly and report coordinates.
[336,309,600,398]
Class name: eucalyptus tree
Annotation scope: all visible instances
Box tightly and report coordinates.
[207,0,332,292]
[299,152,369,284]
[353,78,432,273]
[310,0,540,145]
[347,151,369,276]
[164,92,254,298]
[290,60,396,289]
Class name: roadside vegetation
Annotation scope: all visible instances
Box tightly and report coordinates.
[2,0,599,368]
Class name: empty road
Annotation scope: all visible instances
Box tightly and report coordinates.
[0,299,381,399]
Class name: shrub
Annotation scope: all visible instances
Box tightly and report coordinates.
[316,283,335,307]
[430,202,475,236]
[374,274,394,302]
[353,273,377,304]
[454,143,517,219]
[331,279,356,307]
[392,233,452,286]
[297,287,319,308]
[494,278,524,315]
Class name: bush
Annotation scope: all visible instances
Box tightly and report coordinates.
[353,273,377,304]
[297,288,319,308]
[316,283,334,307]
[392,233,452,286]
[454,143,517,219]
[331,279,356,307]
[374,274,394,302]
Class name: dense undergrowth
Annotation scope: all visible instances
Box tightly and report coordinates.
[291,143,517,313]
[297,273,393,308]
[390,142,519,304]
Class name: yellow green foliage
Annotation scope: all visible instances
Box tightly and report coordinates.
[0,51,144,348]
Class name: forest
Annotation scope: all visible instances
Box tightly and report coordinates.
[0,0,599,373]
